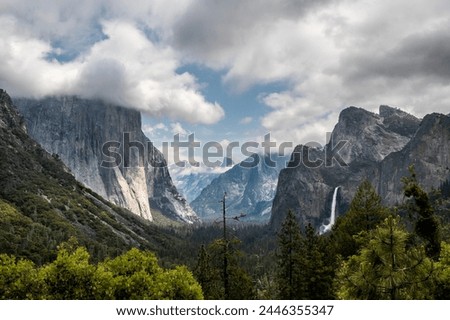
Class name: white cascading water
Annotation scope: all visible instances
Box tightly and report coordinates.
[319,186,340,235]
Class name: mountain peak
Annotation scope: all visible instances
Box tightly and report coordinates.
[272,105,448,231]
[338,106,377,126]
[416,112,450,138]
[379,105,420,137]
[379,105,407,118]
[328,104,422,164]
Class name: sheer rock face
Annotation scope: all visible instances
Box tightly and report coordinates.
[378,113,450,205]
[15,96,198,224]
[329,106,418,164]
[1,89,191,258]
[271,105,449,230]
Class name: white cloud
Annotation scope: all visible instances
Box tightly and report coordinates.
[170,122,188,135]
[1,0,450,146]
[171,0,450,144]
[240,116,253,124]
[142,122,168,136]
[0,5,224,125]
[155,123,168,130]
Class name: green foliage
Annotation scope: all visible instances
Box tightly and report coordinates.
[403,166,441,260]
[161,265,204,299]
[276,210,303,299]
[335,216,435,299]
[332,180,390,258]
[434,242,450,299]
[193,238,255,300]
[93,248,203,300]
[99,248,162,299]
[255,273,278,299]
[194,245,219,299]
[40,244,96,299]
[276,211,334,299]
[0,241,203,300]
[0,254,43,299]
[299,224,334,299]
[0,200,47,261]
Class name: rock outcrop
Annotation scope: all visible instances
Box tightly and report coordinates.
[15,96,198,224]
[271,105,449,230]
[0,89,182,261]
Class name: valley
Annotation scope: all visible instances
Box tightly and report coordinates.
[1,88,450,299]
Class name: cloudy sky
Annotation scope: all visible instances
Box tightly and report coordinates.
[1,0,450,164]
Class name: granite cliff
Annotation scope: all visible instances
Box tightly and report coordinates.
[270,105,449,230]
[0,89,187,262]
[15,96,198,224]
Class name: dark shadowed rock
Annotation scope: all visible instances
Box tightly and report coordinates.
[378,113,450,204]
[269,105,449,231]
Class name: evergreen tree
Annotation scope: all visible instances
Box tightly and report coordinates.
[276,210,304,299]
[300,223,334,299]
[255,273,278,299]
[335,216,435,299]
[196,238,255,299]
[276,212,334,299]
[332,180,389,258]
[403,166,441,260]
[194,244,220,299]
[435,242,450,299]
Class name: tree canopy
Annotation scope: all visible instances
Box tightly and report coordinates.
[0,240,203,300]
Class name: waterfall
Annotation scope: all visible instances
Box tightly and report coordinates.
[319,187,340,235]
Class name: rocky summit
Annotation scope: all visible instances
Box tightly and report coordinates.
[270,105,450,230]
[15,96,198,224]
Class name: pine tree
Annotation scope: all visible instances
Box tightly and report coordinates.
[435,242,450,299]
[276,212,335,299]
[197,238,255,299]
[300,223,334,299]
[335,216,435,299]
[194,245,220,299]
[332,180,389,258]
[276,210,304,299]
[403,166,441,260]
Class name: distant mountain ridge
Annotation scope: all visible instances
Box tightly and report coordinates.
[271,105,450,230]
[191,153,288,223]
[15,96,198,224]
[171,158,234,202]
